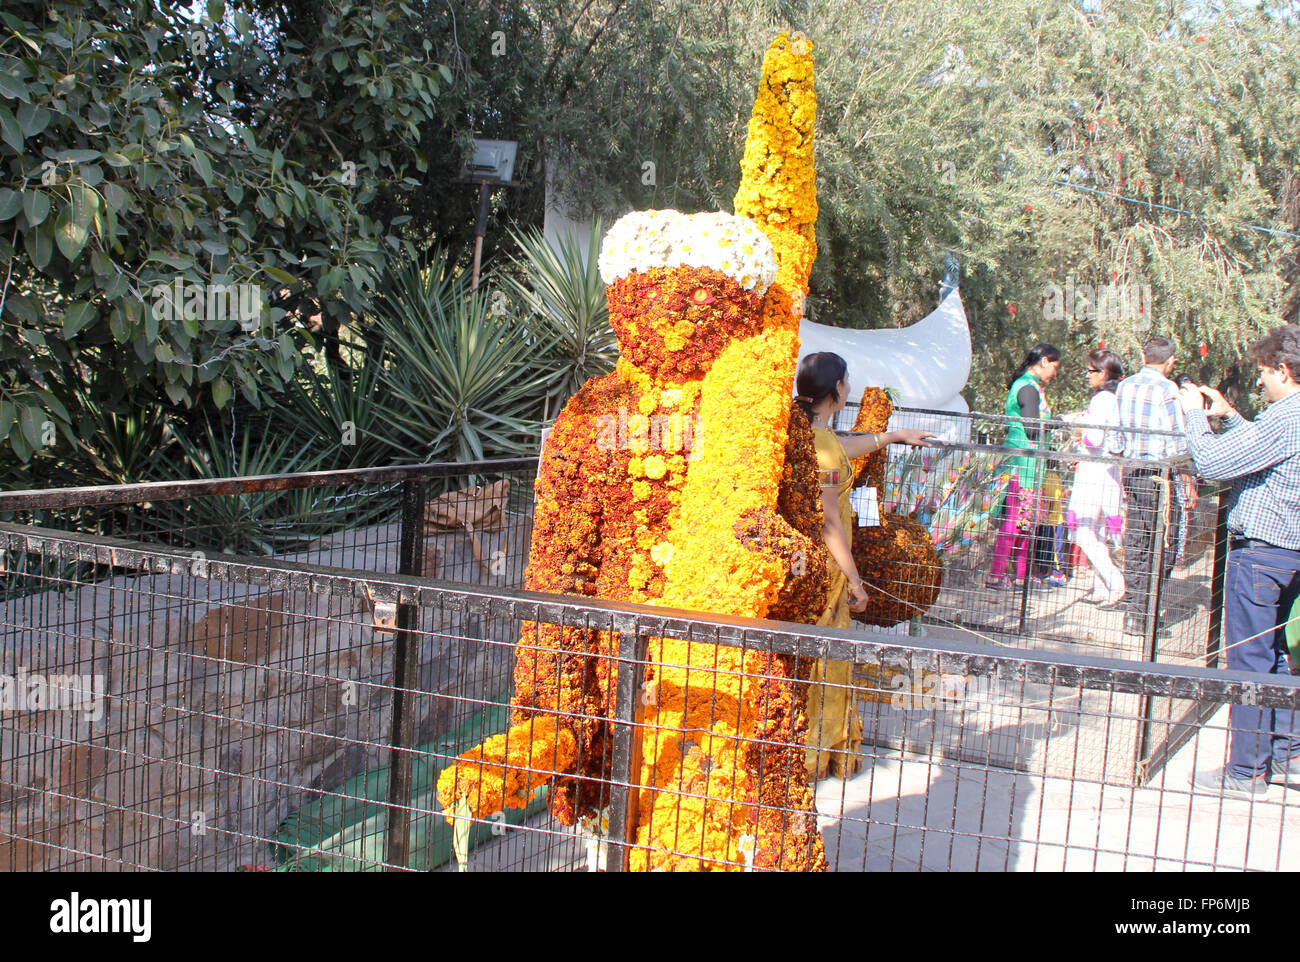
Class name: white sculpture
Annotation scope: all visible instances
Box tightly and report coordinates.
[797,283,972,441]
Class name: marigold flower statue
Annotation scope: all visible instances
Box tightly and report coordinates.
[437,32,831,871]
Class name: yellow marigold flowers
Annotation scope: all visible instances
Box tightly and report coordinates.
[650,540,674,565]
[642,454,667,479]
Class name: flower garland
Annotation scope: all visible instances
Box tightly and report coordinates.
[847,387,943,629]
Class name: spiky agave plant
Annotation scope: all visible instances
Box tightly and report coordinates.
[141,416,338,555]
[272,357,392,470]
[503,220,616,419]
[369,253,557,464]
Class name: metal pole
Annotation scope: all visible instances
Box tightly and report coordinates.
[471,181,491,291]
[1147,471,1172,657]
[605,629,649,871]
[1206,485,1231,669]
[1133,470,1172,783]
[1016,457,1043,637]
[385,478,426,869]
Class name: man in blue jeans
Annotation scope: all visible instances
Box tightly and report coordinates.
[1178,324,1300,799]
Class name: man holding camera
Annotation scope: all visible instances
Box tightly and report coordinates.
[1178,324,1300,799]
[1107,337,1197,636]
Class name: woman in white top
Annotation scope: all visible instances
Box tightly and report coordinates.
[1068,349,1126,605]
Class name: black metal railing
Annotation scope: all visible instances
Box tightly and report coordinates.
[3,515,1296,872]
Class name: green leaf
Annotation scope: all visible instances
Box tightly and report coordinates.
[0,105,23,152]
[10,426,33,462]
[102,182,127,212]
[26,225,52,270]
[57,149,101,163]
[264,266,297,285]
[0,188,20,220]
[16,103,49,137]
[211,376,232,408]
[438,64,453,84]
[22,190,50,227]
[108,307,130,342]
[55,201,91,260]
[162,380,190,406]
[61,301,95,338]
[78,163,104,187]
[0,74,29,103]
[5,293,37,325]
[332,51,348,72]
[19,405,43,448]
[191,150,213,185]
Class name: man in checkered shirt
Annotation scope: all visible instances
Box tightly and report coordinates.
[1105,337,1197,635]
[1177,324,1300,800]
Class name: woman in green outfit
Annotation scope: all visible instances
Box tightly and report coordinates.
[986,343,1061,589]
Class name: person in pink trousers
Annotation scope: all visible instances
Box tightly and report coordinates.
[987,344,1061,589]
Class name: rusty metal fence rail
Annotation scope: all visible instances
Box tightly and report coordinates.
[2,521,1296,872]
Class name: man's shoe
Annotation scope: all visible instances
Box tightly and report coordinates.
[1189,768,1268,800]
[1270,756,1300,788]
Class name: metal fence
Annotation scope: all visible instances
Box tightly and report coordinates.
[0,430,1285,872]
[1,520,1297,872]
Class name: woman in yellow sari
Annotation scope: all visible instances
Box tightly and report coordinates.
[794,352,932,779]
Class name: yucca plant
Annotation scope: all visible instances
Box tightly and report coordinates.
[141,416,346,555]
[369,253,558,463]
[271,358,392,470]
[504,220,617,419]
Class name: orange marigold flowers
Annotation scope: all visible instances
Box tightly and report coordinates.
[847,387,943,626]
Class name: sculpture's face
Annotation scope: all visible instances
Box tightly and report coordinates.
[605,266,766,380]
[599,210,777,381]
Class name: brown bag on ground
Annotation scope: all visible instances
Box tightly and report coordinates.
[422,479,510,574]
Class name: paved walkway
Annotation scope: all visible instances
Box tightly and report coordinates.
[815,703,1298,871]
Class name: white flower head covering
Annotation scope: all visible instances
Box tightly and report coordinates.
[597,209,777,294]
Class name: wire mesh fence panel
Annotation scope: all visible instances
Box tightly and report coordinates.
[3,521,1297,873]
[0,462,541,605]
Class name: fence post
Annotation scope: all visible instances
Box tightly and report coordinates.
[385,478,426,870]
[605,625,649,872]
[1132,470,1172,781]
[1145,470,1172,659]
[1206,485,1231,668]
